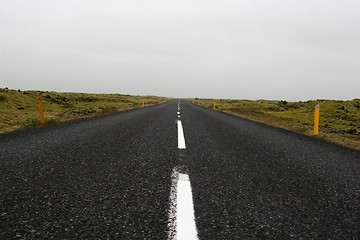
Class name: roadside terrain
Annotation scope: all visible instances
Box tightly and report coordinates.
[188,98,360,149]
[1,88,358,149]
[0,88,169,133]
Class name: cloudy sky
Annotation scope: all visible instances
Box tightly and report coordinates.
[1,0,359,100]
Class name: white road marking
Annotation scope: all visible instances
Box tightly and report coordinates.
[177,120,186,149]
[168,107,197,239]
[177,173,198,239]
[168,168,198,240]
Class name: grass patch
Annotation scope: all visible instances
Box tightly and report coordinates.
[20,117,58,129]
[189,98,360,150]
[0,88,171,133]
[339,134,360,139]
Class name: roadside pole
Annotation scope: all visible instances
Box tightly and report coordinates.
[314,104,320,135]
[38,96,45,124]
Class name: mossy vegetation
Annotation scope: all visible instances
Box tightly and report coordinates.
[190,98,360,150]
[0,88,170,133]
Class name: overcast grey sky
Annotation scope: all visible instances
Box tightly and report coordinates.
[1,0,359,100]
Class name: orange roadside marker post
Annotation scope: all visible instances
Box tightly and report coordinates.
[314,104,320,135]
[38,96,45,124]
[198,101,200,105]
[213,102,216,110]
[142,100,145,108]
[159,100,160,104]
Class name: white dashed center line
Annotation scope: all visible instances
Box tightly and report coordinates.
[168,102,197,239]
[168,169,198,240]
[177,120,186,149]
[177,173,198,239]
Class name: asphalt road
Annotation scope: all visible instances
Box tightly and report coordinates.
[0,99,359,239]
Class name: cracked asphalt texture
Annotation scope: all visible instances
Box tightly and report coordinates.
[1,99,359,239]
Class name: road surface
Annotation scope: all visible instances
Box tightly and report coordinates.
[0,99,359,239]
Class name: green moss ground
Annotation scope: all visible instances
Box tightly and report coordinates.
[0,88,170,133]
[189,98,360,150]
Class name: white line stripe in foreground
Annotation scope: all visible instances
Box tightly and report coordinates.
[177,173,198,239]
[177,120,186,149]
[168,169,198,240]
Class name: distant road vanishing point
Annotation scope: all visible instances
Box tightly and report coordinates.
[0,99,359,239]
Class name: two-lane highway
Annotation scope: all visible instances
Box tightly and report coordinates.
[1,99,359,239]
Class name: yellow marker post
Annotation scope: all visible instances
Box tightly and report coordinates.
[198,101,200,105]
[159,100,160,104]
[192,101,194,104]
[314,104,320,135]
[213,102,216,110]
[142,100,145,108]
[38,96,45,124]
